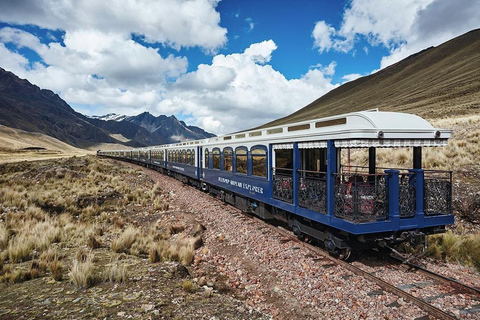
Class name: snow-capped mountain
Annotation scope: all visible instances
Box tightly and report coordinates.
[88,113,128,122]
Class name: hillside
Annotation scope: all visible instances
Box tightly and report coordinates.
[262,29,480,128]
[0,67,215,149]
[0,68,118,148]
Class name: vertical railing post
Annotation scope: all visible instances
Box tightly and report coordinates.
[385,170,400,229]
[292,143,299,207]
[410,169,424,223]
[327,140,337,218]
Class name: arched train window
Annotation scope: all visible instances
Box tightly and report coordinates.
[251,146,267,178]
[223,147,233,172]
[212,148,220,170]
[235,147,247,174]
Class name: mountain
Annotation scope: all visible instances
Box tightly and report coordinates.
[0,68,118,148]
[261,29,480,128]
[88,111,215,146]
[0,67,215,149]
[124,112,216,141]
[89,113,127,122]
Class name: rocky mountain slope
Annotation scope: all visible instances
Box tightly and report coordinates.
[262,28,480,128]
[0,67,215,149]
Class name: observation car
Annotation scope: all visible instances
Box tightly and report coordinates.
[98,110,454,259]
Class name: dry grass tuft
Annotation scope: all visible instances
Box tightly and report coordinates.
[427,231,480,271]
[87,233,102,249]
[110,226,139,253]
[154,197,169,211]
[168,224,185,235]
[104,261,127,283]
[50,259,63,281]
[8,234,33,263]
[69,250,100,288]
[0,223,8,250]
[178,246,194,265]
[182,279,195,292]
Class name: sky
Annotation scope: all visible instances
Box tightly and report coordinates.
[0,0,479,135]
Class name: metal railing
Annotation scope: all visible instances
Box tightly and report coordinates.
[298,170,327,214]
[399,172,416,218]
[272,168,293,204]
[424,170,452,216]
[333,173,388,223]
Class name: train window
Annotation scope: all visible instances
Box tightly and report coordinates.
[175,150,179,163]
[213,148,220,170]
[251,146,267,178]
[191,149,195,165]
[235,147,247,174]
[223,147,233,172]
[187,149,191,165]
[182,150,186,164]
[205,149,209,168]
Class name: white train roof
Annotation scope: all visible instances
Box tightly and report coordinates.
[100,109,451,153]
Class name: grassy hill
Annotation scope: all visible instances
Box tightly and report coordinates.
[262,29,480,128]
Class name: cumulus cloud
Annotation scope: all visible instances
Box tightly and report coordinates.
[0,0,227,50]
[0,2,338,135]
[162,41,338,133]
[312,21,336,53]
[312,0,480,68]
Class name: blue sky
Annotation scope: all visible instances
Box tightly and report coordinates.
[0,0,478,134]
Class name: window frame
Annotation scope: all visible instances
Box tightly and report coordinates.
[251,145,268,178]
[212,148,220,170]
[235,146,248,175]
[223,147,233,172]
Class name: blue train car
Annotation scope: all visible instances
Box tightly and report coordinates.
[98,110,454,259]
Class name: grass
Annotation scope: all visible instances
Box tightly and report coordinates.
[426,230,480,271]
[0,155,205,292]
[110,226,139,253]
[105,261,127,283]
[69,250,100,289]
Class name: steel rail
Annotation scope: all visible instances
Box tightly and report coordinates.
[251,217,456,320]
[390,255,480,296]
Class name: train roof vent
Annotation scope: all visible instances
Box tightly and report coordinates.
[223,136,232,140]
[249,131,262,137]
[235,133,246,139]
[288,124,310,132]
[267,128,283,134]
[315,118,346,128]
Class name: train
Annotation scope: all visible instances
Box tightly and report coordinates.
[98,109,454,260]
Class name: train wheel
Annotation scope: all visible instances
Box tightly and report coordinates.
[324,239,352,261]
[292,225,304,240]
[338,248,352,261]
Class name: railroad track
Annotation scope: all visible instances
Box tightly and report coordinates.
[247,215,480,320]
[126,160,478,319]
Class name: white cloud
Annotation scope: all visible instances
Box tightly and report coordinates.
[245,17,255,33]
[313,0,480,68]
[312,21,336,53]
[162,40,338,133]
[0,0,227,51]
[0,2,339,136]
[342,73,363,83]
